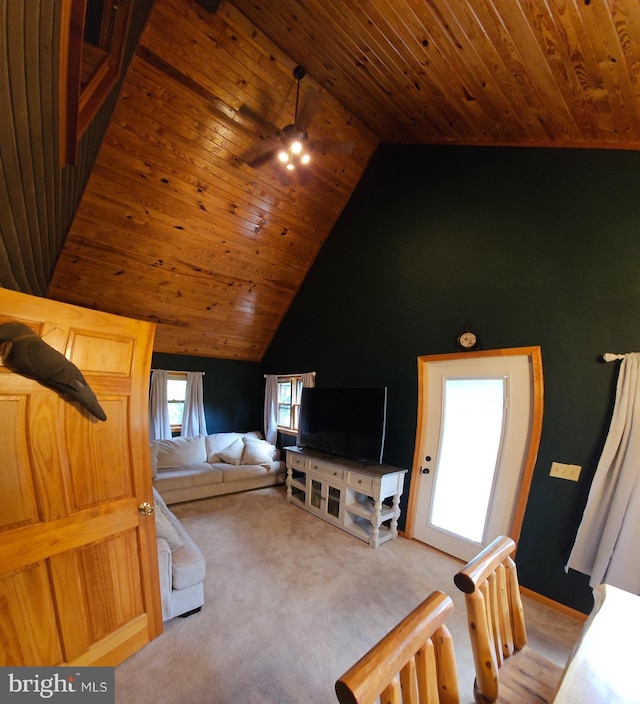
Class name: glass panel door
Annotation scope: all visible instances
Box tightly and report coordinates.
[411,351,538,562]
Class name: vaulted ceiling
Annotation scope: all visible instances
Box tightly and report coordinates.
[49,0,640,361]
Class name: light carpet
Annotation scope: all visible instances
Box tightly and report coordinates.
[115,486,584,704]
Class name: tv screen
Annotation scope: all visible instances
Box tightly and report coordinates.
[297,387,387,464]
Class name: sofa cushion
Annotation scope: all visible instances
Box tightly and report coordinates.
[243,430,263,441]
[172,542,207,591]
[241,439,276,466]
[155,506,185,550]
[205,432,243,462]
[218,437,244,465]
[154,435,207,469]
[150,443,159,478]
[154,463,224,491]
[219,464,270,482]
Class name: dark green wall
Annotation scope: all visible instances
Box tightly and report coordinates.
[262,144,640,613]
[152,352,263,434]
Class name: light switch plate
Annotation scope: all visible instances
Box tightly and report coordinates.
[550,462,581,481]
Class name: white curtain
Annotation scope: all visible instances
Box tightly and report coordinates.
[263,372,316,444]
[149,370,171,440]
[181,371,208,437]
[264,375,279,444]
[566,353,640,593]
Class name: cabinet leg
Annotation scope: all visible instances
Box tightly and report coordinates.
[369,502,382,548]
[286,468,292,501]
[391,493,400,537]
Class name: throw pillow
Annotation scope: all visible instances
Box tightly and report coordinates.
[205,432,243,462]
[218,437,244,465]
[242,439,275,466]
[155,509,184,550]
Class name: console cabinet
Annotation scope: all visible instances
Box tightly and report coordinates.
[285,447,407,548]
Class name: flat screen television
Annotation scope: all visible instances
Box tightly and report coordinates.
[297,387,387,464]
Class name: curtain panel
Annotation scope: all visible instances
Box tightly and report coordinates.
[566,353,640,593]
[149,369,171,440]
[181,371,208,437]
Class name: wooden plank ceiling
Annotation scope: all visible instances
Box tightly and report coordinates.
[49,0,640,361]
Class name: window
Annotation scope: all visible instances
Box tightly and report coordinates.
[277,375,304,433]
[167,372,188,433]
[60,0,133,164]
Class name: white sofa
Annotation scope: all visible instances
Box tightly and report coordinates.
[153,487,206,621]
[151,431,285,505]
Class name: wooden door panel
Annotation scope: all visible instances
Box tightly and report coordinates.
[0,288,161,666]
[82,531,144,642]
[0,563,64,666]
[66,398,132,507]
[67,329,135,375]
[50,550,92,662]
[0,395,39,529]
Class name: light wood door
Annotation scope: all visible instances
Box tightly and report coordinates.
[0,288,162,666]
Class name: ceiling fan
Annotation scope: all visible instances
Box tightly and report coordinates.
[242,66,313,172]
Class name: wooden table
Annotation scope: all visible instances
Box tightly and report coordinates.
[552,583,640,703]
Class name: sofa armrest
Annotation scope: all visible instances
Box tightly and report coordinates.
[157,536,173,594]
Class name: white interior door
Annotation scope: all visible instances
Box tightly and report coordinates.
[409,349,542,562]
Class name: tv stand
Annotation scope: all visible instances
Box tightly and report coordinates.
[285,447,407,548]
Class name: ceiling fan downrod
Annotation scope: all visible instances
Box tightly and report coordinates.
[277,66,311,170]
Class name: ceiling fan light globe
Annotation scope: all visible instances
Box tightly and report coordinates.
[301,153,311,165]
[286,163,295,171]
[278,150,290,163]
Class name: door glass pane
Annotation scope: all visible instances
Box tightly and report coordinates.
[430,378,505,543]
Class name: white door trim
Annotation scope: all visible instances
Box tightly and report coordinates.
[405,346,544,549]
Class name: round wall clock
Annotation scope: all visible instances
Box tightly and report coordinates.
[456,327,479,351]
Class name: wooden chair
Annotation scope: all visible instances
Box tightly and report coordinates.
[335,590,459,704]
[453,535,563,704]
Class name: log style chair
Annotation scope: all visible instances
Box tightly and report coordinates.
[453,535,563,704]
[335,590,459,704]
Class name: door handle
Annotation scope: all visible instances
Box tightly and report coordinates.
[138,501,154,515]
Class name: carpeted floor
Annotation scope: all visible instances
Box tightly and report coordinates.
[115,486,584,704]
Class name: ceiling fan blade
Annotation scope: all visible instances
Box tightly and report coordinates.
[237,103,280,134]
[245,147,280,168]
[309,139,354,156]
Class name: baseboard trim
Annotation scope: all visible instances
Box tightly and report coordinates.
[520,586,588,622]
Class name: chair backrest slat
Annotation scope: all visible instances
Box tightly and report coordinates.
[495,562,514,659]
[335,591,460,704]
[381,675,402,704]
[453,536,528,703]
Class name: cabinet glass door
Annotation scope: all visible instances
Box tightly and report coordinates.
[310,479,322,510]
[327,485,341,518]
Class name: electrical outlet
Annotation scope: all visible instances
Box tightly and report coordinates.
[550,462,581,481]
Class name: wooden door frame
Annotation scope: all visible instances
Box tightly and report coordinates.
[404,346,544,548]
